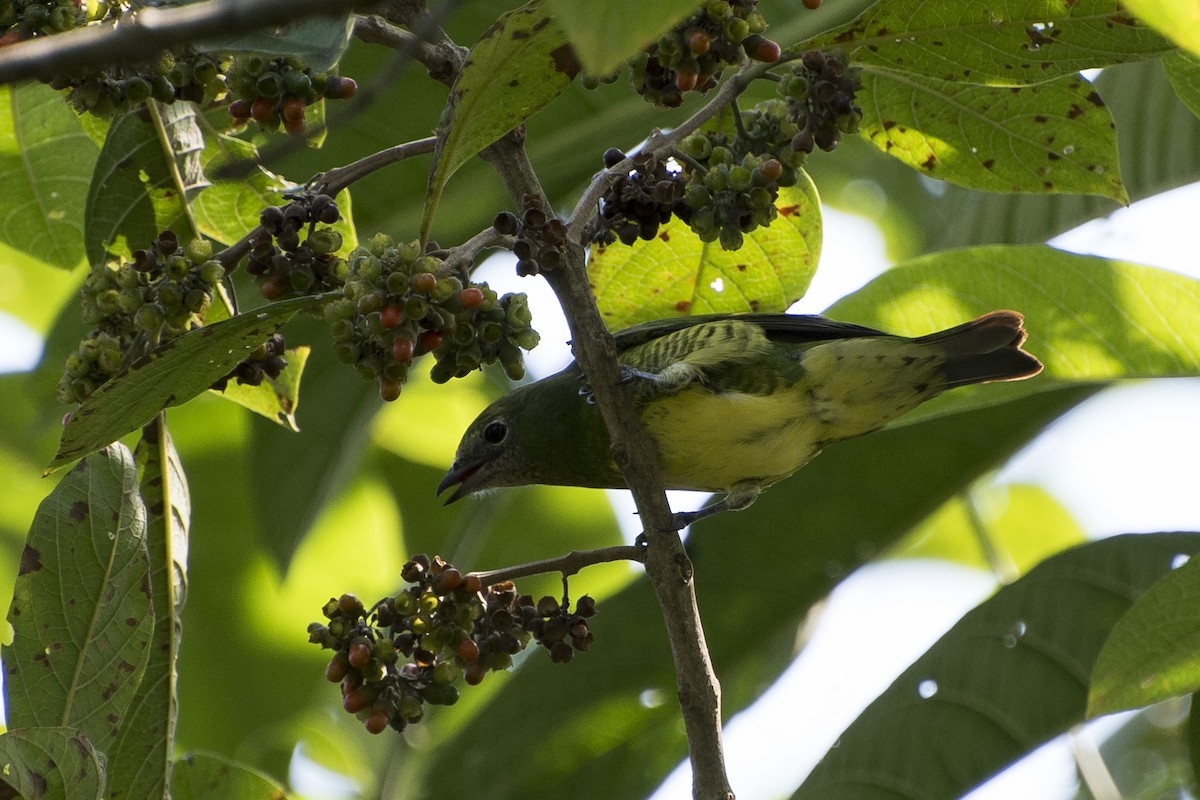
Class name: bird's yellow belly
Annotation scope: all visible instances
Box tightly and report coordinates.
[641,385,825,492]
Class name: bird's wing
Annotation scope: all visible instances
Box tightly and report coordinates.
[610,313,887,351]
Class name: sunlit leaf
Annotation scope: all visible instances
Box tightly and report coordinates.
[827,245,1200,423]
[857,71,1127,201]
[48,294,325,472]
[547,0,700,76]
[0,727,105,800]
[795,533,1200,800]
[1121,0,1200,59]
[0,83,98,269]
[5,444,153,752]
[1089,551,1200,716]
[589,180,822,330]
[213,345,310,431]
[422,0,579,242]
[1163,51,1200,121]
[197,13,355,72]
[105,419,190,799]
[815,0,1173,87]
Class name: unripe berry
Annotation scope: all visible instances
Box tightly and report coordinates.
[411,272,437,295]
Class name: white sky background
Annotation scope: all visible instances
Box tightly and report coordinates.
[3,182,1198,800]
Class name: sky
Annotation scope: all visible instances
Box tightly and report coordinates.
[3,182,1198,800]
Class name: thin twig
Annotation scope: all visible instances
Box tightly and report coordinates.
[468,545,645,587]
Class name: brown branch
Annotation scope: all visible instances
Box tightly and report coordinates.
[482,130,734,800]
[0,0,372,84]
[353,13,466,86]
[468,545,645,587]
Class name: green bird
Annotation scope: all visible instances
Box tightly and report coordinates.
[438,311,1043,524]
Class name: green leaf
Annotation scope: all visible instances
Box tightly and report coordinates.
[4,444,153,752]
[1089,550,1200,716]
[47,294,325,473]
[422,0,579,243]
[197,13,355,72]
[1121,0,1200,59]
[83,108,190,264]
[547,0,699,76]
[938,59,1200,249]
[0,82,99,269]
[105,419,190,800]
[815,0,1174,87]
[1163,51,1200,121]
[858,70,1127,201]
[794,533,1200,800]
[0,727,105,800]
[589,179,822,330]
[172,751,290,800]
[406,386,1095,800]
[213,345,310,431]
[827,244,1200,423]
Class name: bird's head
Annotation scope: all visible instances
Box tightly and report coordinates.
[437,372,619,503]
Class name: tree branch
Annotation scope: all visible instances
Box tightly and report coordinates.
[468,544,645,587]
[482,130,734,800]
[0,0,372,84]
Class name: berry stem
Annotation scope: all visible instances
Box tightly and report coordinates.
[466,544,645,587]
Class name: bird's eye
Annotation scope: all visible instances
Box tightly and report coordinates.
[483,421,507,444]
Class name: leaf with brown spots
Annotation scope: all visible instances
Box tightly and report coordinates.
[420,0,576,243]
[810,0,1174,87]
[213,345,310,431]
[857,71,1127,201]
[1120,0,1200,60]
[589,178,822,331]
[46,294,323,474]
[7,445,153,754]
[0,727,105,800]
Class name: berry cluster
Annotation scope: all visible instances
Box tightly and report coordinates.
[673,101,802,250]
[591,148,685,246]
[0,0,83,42]
[246,193,348,300]
[492,195,567,277]
[48,48,228,117]
[227,56,357,136]
[325,233,538,401]
[308,555,598,734]
[210,332,288,392]
[58,232,224,403]
[629,0,777,108]
[777,49,862,154]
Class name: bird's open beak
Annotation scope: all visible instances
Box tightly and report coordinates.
[437,458,488,504]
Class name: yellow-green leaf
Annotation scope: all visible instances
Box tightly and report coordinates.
[211,345,310,430]
[547,0,700,76]
[589,178,821,331]
[858,71,1127,201]
[1122,0,1200,59]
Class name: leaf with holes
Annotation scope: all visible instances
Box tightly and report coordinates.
[857,71,1126,200]
[6,444,153,753]
[795,533,1200,800]
[589,178,821,331]
[814,0,1173,87]
[47,294,325,472]
[421,0,579,243]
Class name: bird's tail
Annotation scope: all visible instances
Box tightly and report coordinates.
[915,310,1044,388]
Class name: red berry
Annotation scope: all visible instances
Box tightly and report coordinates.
[464,662,487,686]
[229,99,252,119]
[459,288,484,310]
[364,708,390,734]
[260,276,288,300]
[0,30,24,47]
[411,272,437,295]
[461,574,482,595]
[284,115,306,136]
[456,637,480,663]
[803,0,822,8]
[434,567,463,593]
[343,690,368,713]
[675,71,698,92]
[282,95,306,123]
[327,76,358,100]
[745,36,781,63]
[418,330,443,354]
[348,640,372,668]
[325,654,349,682]
[391,336,414,363]
[381,304,405,329]
[379,378,402,402]
[250,96,276,123]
